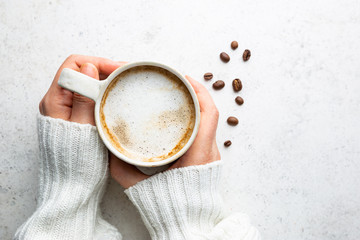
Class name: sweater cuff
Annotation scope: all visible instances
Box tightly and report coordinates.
[14,115,121,240]
[36,114,109,206]
[125,161,224,239]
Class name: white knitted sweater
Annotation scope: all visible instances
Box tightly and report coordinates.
[14,115,260,240]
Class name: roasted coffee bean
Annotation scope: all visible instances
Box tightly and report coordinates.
[204,72,213,81]
[213,80,225,90]
[235,96,244,105]
[243,49,251,61]
[224,140,232,147]
[227,116,239,126]
[220,52,230,63]
[232,78,242,92]
[231,41,238,50]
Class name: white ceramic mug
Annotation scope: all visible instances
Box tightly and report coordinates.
[58,61,200,167]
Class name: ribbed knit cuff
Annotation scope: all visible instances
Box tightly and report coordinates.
[36,114,108,206]
[125,161,224,240]
[14,115,121,240]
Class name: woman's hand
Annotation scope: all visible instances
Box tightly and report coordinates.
[168,76,221,168]
[39,54,125,125]
[110,75,221,188]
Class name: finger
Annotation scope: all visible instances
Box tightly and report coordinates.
[98,61,127,79]
[109,154,149,188]
[51,55,126,92]
[186,75,219,138]
[73,56,127,76]
[70,63,99,125]
[185,75,218,115]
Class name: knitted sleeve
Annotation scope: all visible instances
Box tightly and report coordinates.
[14,115,122,240]
[125,161,261,240]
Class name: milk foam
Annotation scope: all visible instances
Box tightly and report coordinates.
[100,66,195,162]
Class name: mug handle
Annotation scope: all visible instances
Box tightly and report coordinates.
[58,68,106,101]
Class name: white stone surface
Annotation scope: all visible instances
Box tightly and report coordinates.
[1,0,360,239]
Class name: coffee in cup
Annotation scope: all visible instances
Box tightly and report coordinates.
[99,65,195,162]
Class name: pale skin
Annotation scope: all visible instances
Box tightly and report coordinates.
[40,54,221,188]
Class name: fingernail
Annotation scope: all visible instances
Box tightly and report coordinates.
[80,63,98,78]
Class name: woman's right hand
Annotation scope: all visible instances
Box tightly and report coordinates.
[168,75,221,169]
[110,75,221,188]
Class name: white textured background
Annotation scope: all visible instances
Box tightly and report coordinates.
[1,0,360,239]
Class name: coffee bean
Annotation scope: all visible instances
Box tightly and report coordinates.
[224,140,232,147]
[213,80,225,90]
[231,41,238,50]
[232,78,242,92]
[235,96,244,105]
[220,52,230,63]
[227,116,239,126]
[243,49,251,61]
[204,72,213,81]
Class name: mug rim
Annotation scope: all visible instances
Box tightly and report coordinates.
[94,61,200,167]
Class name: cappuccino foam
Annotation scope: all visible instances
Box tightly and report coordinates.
[100,66,195,162]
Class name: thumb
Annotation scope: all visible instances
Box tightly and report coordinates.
[70,63,99,125]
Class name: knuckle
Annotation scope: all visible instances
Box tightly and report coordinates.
[61,88,73,98]
[73,93,94,104]
[66,54,78,61]
[66,55,73,61]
